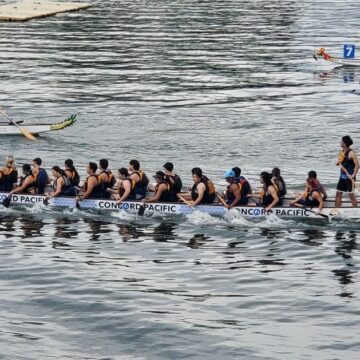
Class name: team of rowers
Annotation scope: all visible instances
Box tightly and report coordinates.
[0,135,358,211]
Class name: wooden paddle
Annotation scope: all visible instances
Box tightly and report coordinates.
[0,107,37,141]
[340,165,360,192]
[216,192,228,207]
[178,194,193,208]
[291,202,328,219]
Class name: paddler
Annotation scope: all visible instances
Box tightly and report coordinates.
[0,155,18,191]
[289,171,327,212]
[222,169,248,208]
[9,164,36,195]
[46,166,75,199]
[76,162,99,201]
[335,135,359,207]
[250,171,279,211]
[143,171,176,203]
[179,167,216,206]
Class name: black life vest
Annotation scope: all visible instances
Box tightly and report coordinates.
[155,180,175,202]
[261,184,278,207]
[167,174,182,194]
[84,174,100,198]
[53,175,74,196]
[119,178,135,200]
[341,149,356,179]
[191,176,215,204]
[67,169,80,187]
[0,166,18,191]
[131,170,149,198]
[35,168,48,194]
[20,173,37,193]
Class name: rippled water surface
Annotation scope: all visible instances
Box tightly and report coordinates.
[0,0,360,359]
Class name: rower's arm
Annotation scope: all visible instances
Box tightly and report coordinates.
[10,176,33,194]
[51,178,63,197]
[116,181,132,203]
[314,191,324,211]
[351,151,359,177]
[228,183,241,208]
[192,183,206,206]
[145,183,166,203]
[265,186,279,210]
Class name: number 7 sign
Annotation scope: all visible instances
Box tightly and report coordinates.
[343,45,355,59]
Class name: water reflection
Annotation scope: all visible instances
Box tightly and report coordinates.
[0,214,16,239]
[19,216,44,239]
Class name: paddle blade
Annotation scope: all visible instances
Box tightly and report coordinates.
[43,197,49,206]
[137,204,145,216]
[2,195,11,208]
[75,201,80,209]
[19,126,37,141]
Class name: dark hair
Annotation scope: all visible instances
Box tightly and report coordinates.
[65,159,74,169]
[88,162,97,173]
[129,159,140,171]
[342,135,353,147]
[232,167,241,177]
[308,170,317,179]
[191,167,203,178]
[118,167,129,177]
[154,171,165,179]
[52,166,66,176]
[22,163,32,174]
[99,159,108,170]
[33,157,42,166]
[260,171,272,187]
[163,162,174,172]
[272,167,280,178]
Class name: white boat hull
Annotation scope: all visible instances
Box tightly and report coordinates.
[0,192,359,220]
[0,124,52,135]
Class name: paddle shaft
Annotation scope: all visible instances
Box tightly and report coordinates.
[216,192,228,207]
[291,202,328,219]
[178,195,193,207]
[0,107,36,141]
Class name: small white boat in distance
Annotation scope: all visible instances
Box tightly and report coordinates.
[313,47,360,67]
[0,114,76,135]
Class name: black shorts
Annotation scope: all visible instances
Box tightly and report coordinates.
[336,178,354,193]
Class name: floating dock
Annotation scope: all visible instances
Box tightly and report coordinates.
[0,0,91,21]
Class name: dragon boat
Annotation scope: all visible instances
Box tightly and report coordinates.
[0,114,76,135]
[0,192,358,220]
[313,48,360,67]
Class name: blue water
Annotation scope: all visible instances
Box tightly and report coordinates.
[0,0,360,359]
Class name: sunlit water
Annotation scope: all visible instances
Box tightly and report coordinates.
[0,0,359,359]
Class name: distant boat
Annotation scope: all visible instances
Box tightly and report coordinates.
[0,114,76,135]
[313,48,360,66]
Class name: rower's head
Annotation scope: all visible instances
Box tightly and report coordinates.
[118,167,129,179]
[272,167,280,178]
[6,155,15,166]
[99,159,108,171]
[191,167,203,183]
[65,159,74,170]
[307,170,317,180]
[224,169,235,183]
[51,166,62,178]
[22,164,31,175]
[153,171,165,184]
[87,162,97,175]
[32,158,42,168]
[163,162,174,175]
[232,167,241,177]
[341,135,353,149]
[260,171,272,186]
[129,159,140,171]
